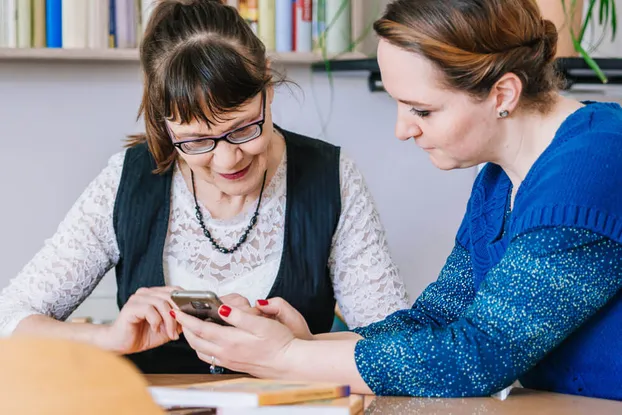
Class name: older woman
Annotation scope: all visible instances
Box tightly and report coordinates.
[173,0,622,401]
[0,0,409,373]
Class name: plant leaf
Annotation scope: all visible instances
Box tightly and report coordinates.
[579,0,598,41]
[611,0,617,39]
[573,37,608,83]
[599,0,609,25]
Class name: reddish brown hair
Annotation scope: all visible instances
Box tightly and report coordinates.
[375,0,562,111]
[129,0,284,173]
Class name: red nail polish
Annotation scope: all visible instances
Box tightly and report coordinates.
[169,310,176,318]
[219,305,231,317]
[257,299,269,306]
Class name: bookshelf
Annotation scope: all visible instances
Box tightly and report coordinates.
[0,47,367,64]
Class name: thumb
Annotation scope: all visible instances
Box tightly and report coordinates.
[217,304,270,335]
[256,297,303,328]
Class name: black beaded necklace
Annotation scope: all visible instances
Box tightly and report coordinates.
[191,169,267,254]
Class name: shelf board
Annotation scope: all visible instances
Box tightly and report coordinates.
[0,47,367,64]
[312,57,622,91]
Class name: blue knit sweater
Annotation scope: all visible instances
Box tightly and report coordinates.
[353,102,622,400]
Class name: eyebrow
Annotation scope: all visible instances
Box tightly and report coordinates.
[397,98,431,108]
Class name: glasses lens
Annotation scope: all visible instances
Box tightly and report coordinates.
[181,139,216,154]
[228,124,261,143]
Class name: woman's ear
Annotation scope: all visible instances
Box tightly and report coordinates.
[490,72,522,117]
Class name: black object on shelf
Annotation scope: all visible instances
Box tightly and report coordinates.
[312,57,622,92]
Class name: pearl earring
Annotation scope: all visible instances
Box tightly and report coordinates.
[499,110,509,118]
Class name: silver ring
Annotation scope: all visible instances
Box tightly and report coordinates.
[211,355,216,366]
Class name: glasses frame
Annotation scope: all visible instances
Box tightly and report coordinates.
[165,90,266,155]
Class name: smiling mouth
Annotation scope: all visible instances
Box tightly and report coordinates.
[219,163,252,180]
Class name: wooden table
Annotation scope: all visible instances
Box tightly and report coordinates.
[146,374,622,414]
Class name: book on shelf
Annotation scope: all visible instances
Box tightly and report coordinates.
[149,377,351,410]
[16,0,31,48]
[1,0,17,48]
[258,0,276,51]
[167,394,363,415]
[0,0,382,59]
[294,0,312,52]
[32,0,46,47]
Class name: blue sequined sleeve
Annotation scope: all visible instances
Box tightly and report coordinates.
[353,227,622,397]
[353,242,475,339]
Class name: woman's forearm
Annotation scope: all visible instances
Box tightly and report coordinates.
[13,314,117,352]
[313,331,362,340]
[278,337,373,394]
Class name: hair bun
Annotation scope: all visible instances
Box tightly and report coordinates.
[541,19,558,63]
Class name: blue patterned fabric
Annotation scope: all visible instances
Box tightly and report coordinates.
[353,102,622,400]
[354,228,622,399]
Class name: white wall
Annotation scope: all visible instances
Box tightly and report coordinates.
[0,61,475,321]
[4,0,622,321]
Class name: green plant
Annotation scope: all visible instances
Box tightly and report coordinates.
[565,0,618,83]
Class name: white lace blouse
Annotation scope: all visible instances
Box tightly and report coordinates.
[0,148,409,336]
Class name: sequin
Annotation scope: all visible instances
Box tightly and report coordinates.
[353,227,622,397]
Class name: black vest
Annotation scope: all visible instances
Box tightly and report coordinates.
[113,129,341,373]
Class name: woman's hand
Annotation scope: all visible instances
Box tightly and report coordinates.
[219,293,264,317]
[255,297,314,340]
[105,286,182,355]
[174,304,296,378]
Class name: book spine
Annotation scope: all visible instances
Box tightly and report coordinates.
[260,385,351,406]
[62,0,88,48]
[274,0,292,52]
[258,0,275,51]
[294,0,311,52]
[126,0,137,47]
[33,0,47,47]
[5,0,18,48]
[311,0,325,53]
[88,0,109,48]
[16,0,31,48]
[114,0,130,47]
[46,0,62,47]
[0,1,4,47]
[324,0,350,55]
[108,0,116,47]
[134,0,142,45]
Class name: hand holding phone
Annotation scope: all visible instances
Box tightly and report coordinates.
[170,290,230,326]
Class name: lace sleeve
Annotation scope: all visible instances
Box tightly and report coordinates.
[0,151,125,336]
[328,154,410,329]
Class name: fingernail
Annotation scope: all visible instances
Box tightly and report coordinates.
[219,305,231,317]
[257,299,269,306]
[169,310,176,318]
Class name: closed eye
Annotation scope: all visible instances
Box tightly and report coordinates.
[410,108,430,118]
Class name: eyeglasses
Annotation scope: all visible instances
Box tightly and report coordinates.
[165,90,266,155]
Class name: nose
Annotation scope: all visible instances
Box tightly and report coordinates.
[211,141,242,170]
[395,106,422,142]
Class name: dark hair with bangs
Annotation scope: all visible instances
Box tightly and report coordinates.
[129,0,285,173]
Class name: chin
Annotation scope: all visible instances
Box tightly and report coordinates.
[428,155,460,171]
[216,173,263,197]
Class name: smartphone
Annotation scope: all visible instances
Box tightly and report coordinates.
[170,290,230,326]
